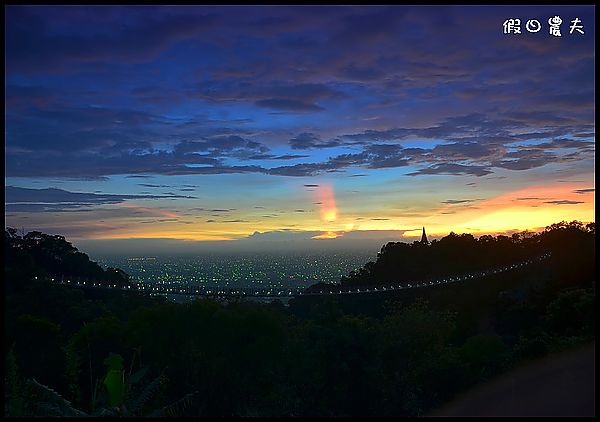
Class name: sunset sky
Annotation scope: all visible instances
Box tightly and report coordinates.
[5,5,595,254]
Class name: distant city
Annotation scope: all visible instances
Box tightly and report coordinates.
[95,252,376,289]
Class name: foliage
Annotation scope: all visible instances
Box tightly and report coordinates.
[4,228,130,288]
[4,346,24,417]
[334,220,594,292]
[3,222,595,416]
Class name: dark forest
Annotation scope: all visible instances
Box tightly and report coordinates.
[4,221,595,416]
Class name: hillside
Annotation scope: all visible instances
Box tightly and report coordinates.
[4,221,595,416]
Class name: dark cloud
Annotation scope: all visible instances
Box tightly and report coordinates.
[518,139,595,150]
[515,197,543,201]
[432,142,493,160]
[155,218,178,223]
[289,132,341,150]
[6,150,265,177]
[267,143,410,176]
[266,162,338,177]
[441,199,477,205]
[190,208,236,213]
[173,135,269,158]
[5,186,194,212]
[4,5,595,183]
[5,84,57,110]
[271,154,311,160]
[491,149,559,171]
[338,64,384,81]
[573,188,595,194]
[407,163,493,177]
[361,144,410,169]
[256,99,323,111]
[6,105,162,153]
[193,81,344,112]
[6,6,220,73]
[138,183,171,188]
[544,200,584,205]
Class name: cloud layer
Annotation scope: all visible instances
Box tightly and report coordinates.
[5,5,594,180]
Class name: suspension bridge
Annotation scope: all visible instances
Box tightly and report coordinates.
[49,253,551,299]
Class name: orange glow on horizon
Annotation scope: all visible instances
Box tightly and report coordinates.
[49,182,592,242]
[312,231,343,239]
[447,183,594,234]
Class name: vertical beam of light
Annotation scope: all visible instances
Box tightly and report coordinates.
[315,183,338,223]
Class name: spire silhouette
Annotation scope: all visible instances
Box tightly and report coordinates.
[421,227,428,244]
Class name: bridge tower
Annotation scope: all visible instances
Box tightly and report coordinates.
[421,227,429,244]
